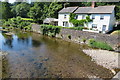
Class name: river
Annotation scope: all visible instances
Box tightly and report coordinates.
[0,29,113,78]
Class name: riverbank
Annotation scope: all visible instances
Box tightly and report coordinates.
[0,51,8,57]
[83,49,120,74]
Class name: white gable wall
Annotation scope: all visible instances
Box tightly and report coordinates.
[58,13,74,27]
[108,10,116,31]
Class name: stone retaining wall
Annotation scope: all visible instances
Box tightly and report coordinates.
[31,24,120,50]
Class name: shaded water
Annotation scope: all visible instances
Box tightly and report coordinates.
[0,29,113,78]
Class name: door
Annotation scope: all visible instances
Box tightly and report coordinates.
[102,25,106,32]
[63,21,68,27]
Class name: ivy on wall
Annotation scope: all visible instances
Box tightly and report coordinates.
[69,13,93,27]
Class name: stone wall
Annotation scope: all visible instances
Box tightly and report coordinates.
[31,24,42,34]
[57,28,119,49]
[31,24,120,50]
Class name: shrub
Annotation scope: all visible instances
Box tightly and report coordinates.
[3,16,32,30]
[111,30,120,35]
[40,24,62,37]
[82,38,87,43]
[88,39,113,51]
[69,13,93,27]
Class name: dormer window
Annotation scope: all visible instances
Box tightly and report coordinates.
[64,15,67,19]
[100,15,104,20]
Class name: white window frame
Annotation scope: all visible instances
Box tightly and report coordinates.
[92,15,95,19]
[92,24,97,28]
[100,15,104,20]
[63,21,68,27]
[64,15,67,19]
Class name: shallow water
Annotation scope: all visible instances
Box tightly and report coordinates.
[0,29,113,78]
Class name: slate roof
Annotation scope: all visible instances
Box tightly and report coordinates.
[58,5,115,14]
[74,5,115,14]
[58,7,79,13]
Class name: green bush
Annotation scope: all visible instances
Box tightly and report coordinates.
[111,30,120,35]
[82,38,87,43]
[69,13,93,27]
[88,39,113,51]
[40,24,62,37]
[3,16,32,30]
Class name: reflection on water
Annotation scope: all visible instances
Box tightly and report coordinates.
[0,29,114,78]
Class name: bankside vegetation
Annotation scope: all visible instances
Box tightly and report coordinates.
[40,24,62,37]
[88,39,113,51]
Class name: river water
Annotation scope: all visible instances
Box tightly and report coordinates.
[0,29,113,78]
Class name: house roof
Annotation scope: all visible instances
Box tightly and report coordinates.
[58,7,79,13]
[74,5,115,14]
[43,18,57,23]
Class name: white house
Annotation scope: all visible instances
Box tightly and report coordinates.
[58,3,116,33]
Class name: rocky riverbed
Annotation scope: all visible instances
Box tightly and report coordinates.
[83,49,120,75]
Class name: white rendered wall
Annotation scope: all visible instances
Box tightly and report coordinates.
[58,13,74,27]
[58,12,115,32]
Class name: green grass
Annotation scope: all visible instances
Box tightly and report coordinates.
[111,30,120,35]
[88,39,113,51]
[21,18,33,21]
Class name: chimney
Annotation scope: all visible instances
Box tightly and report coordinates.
[91,1,95,8]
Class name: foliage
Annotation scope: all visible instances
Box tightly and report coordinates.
[21,18,34,21]
[3,16,32,30]
[111,30,120,35]
[42,2,62,20]
[40,24,62,37]
[27,2,43,23]
[88,39,113,51]
[28,2,62,23]
[1,2,13,20]
[82,38,87,43]
[69,13,93,27]
[14,3,30,18]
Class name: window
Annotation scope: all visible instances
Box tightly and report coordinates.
[92,15,95,19]
[102,25,106,31]
[92,24,97,28]
[64,15,67,19]
[100,15,104,20]
[82,15,85,19]
[63,21,68,27]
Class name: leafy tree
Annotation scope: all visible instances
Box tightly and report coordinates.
[15,2,30,18]
[28,2,62,23]
[2,2,13,20]
[42,2,62,19]
[27,2,43,23]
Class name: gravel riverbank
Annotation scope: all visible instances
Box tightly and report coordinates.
[83,49,120,74]
[0,51,8,57]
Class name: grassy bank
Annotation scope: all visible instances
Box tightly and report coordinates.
[88,39,113,51]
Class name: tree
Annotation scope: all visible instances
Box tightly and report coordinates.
[27,2,43,23]
[15,2,30,18]
[42,2,62,19]
[2,2,13,20]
